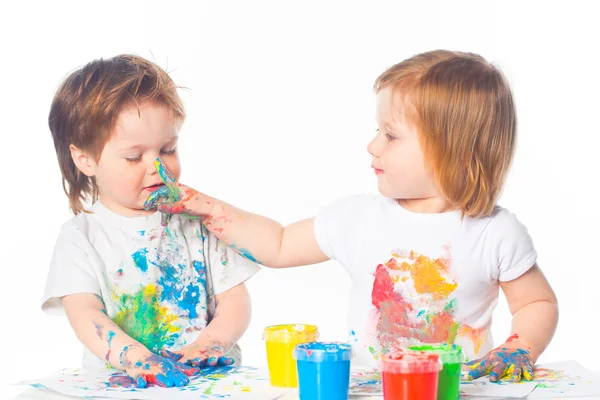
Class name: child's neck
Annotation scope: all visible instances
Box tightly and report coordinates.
[396,197,454,214]
[98,197,156,218]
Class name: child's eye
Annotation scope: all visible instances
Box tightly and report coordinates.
[126,156,142,163]
[385,133,396,141]
[161,148,177,155]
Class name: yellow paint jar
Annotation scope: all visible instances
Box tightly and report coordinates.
[263,324,319,387]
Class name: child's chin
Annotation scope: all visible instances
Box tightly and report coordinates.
[377,185,399,199]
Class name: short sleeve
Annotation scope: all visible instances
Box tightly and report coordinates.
[490,208,538,282]
[313,194,369,263]
[204,228,260,295]
[42,226,102,315]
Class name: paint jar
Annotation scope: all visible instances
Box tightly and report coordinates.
[381,351,442,400]
[293,342,353,400]
[409,344,464,400]
[264,324,319,387]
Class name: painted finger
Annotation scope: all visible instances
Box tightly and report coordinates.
[158,200,189,215]
[175,362,202,376]
[167,370,189,387]
[135,374,147,388]
[523,364,534,381]
[155,373,175,388]
[467,357,494,381]
[464,357,484,368]
[217,356,235,366]
[144,186,171,210]
[154,158,181,198]
[206,355,219,367]
[160,211,172,227]
[188,357,208,368]
[508,364,524,382]
[489,362,510,382]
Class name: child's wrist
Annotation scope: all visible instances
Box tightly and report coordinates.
[198,193,217,217]
[503,334,530,348]
[502,334,538,360]
[194,332,232,353]
[118,343,152,368]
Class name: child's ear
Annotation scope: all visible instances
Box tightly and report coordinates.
[70,144,97,177]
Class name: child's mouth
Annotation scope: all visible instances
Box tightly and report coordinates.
[144,184,165,192]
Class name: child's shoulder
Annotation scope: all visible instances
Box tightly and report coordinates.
[50,211,97,257]
[480,205,530,234]
[58,209,95,237]
[473,206,535,259]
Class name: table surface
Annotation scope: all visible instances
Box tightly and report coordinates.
[6,386,600,400]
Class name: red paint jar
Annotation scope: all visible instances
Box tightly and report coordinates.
[381,351,442,400]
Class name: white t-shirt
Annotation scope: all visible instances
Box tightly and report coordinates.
[314,194,537,367]
[42,202,260,369]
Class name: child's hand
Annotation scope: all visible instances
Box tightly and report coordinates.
[464,334,534,382]
[119,345,201,388]
[144,158,210,226]
[162,337,235,368]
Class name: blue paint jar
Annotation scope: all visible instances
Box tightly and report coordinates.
[293,342,354,400]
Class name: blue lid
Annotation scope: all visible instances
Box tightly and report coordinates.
[293,342,354,363]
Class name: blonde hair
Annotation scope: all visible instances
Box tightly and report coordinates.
[49,54,185,214]
[375,50,516,218]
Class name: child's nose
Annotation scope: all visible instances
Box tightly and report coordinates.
[145,157,158,175]
[367,131,383,157]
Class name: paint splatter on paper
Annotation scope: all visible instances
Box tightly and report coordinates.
[349,368,383,396]
[18,366,289,399]
[527,360,600,398]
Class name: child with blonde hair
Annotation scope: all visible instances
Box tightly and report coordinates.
[147,50,558,382]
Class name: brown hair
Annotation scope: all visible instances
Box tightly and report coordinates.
[48,54,185,214]
[374,50,516,218]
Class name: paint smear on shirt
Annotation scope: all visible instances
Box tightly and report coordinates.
[112,284,181,353]
[131,248,149,273]
[370,248,483,358]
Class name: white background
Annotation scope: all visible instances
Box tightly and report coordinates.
[1,0,599,394]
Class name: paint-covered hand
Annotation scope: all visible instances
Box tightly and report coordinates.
[144,158,211,226]
[163,338,234,368]
[119,345,201,388]
[464,334,534,382]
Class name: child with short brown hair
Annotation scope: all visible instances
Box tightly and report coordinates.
[43,54,259,387]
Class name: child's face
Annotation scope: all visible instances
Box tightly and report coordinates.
[87,101,181,216]
[368,87,439,200]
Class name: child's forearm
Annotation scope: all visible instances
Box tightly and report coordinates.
[510,300,559,362]
[63,294,151,369]
[148,161,327,267]
[200,283,251,350]
[201,196,285,266]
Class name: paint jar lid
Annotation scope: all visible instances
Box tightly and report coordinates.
[381,351,442,374]
[293,342,354,363]
[263,324,319,344]
[408,343,464,365]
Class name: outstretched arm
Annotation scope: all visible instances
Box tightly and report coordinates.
[145,158,329,268]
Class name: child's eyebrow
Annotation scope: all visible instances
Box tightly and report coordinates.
[117,145,145,152]
[376,119,395,130]
[163,136,179,144]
